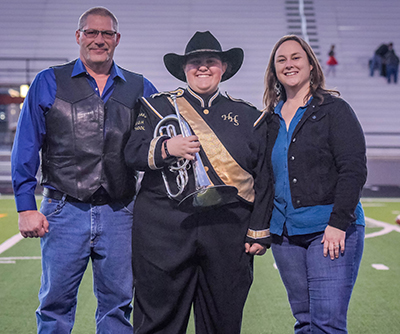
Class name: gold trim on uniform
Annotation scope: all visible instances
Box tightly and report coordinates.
[247,228,270,239]
[226,93,257,109]
[142,97,163,120]
[253,110,267,128]
[151,88,184,99]
[148,136,164,170]
[187,87,219,108]
[173,96,255,202]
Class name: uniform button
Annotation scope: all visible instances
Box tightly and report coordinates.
[203,109,209,115]
[204,166,209,172]
[312,115,316,119]
[296,199,301,205]
[292,138,296,143]
[290,156,295,160]
[292,178,297,184]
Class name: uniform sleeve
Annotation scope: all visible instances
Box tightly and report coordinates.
[245,116,273,247]
[328,99,367,231]
[11,69,56,212]
[124,97,175,172]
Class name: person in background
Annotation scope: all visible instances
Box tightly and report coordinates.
[11,6,157,333]
[370,43,388,77]
[384,42,399,84]
[124,31,272,333]
[262,35,367,333]
[326,44,338,76]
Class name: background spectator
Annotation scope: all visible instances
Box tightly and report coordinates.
[384,43,399,83]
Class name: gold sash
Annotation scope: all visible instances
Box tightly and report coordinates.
[169,96,255,203]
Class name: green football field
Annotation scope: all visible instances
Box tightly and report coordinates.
[1,197,399,333]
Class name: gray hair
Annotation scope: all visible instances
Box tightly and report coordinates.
[78,7,119,32]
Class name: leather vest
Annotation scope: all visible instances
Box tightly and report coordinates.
[41,60,144,201]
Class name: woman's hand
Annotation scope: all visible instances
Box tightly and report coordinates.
[162,135,200,160]
[321,225,346,260]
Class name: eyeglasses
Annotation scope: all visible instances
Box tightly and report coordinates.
[79,29,117,39]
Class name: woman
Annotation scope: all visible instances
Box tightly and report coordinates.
[326,44,338,76]
[125,31,272,333]
[263,35,367,333]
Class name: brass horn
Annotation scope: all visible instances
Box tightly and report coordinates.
[154,94,237,210]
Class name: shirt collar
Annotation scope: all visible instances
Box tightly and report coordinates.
[71,58,126,82]
[274,96,313,116]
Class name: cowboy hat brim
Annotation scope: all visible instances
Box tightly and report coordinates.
[163,48,244,82]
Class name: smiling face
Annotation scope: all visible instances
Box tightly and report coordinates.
[184,53,227,95]
[274,40,313,96]
[76,14,120,72]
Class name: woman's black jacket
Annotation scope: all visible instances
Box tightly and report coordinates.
[266,94,367,231]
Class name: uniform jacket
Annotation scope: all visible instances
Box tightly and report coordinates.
[266,94,367,231]
[125,87,273,244]
[41,60,144,201]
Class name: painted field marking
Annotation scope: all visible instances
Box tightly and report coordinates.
[0,256,41,264]
[0,233,23,255]
[371,264,390,270]
[365,217,400,238]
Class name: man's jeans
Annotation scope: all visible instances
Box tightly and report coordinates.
[386,64,398,83]
[36,196,134,334]
[271,224,364,334]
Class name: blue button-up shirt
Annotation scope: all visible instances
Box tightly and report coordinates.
[11,58,157,212]
[270,99,364,236]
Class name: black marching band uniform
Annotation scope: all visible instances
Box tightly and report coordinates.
[124,86,272,333]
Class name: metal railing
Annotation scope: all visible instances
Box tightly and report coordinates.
[0,57,69,84]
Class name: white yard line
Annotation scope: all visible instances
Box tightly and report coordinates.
[365,217,400,238]
[0,233,23,255]
[0,256,41,264]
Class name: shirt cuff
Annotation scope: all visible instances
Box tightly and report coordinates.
[246,228,271,248]
[15,192,38,212]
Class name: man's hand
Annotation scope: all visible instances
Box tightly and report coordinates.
[245,242,267,256]
[18,210,49,238]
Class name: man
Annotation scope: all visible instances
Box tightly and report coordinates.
[11,7,157,333]
[370,43,389,77]
[385,43,399,84]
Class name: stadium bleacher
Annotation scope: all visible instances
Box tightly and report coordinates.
[0,0,399,195]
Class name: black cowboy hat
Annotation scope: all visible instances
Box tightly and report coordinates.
[163,31,244,82]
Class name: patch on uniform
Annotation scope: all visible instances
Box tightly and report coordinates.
[225,92,257,109]
[151,88,185,98]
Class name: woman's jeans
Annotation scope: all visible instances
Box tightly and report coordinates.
[36,196,134,334]
[271,224,364,334]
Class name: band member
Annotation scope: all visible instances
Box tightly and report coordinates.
[124,31,272,333]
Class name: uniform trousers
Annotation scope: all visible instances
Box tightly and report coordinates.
[36,196,134,334]
[132,191,254,334]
